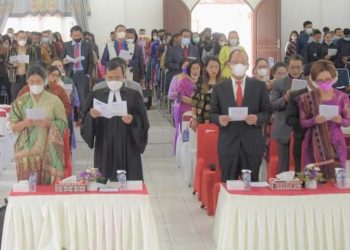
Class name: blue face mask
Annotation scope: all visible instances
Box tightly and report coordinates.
[181,37,191,46]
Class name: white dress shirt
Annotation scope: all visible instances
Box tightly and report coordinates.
[231,76,246,99]
[107,90,122,104]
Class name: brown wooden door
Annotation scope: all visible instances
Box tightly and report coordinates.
[163,0,191,34]
[252,0,281,63]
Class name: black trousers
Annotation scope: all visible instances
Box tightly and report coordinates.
[293,133,304,173]
[11,75,26,102]
[219,147,262,182]
[71,71,90,111]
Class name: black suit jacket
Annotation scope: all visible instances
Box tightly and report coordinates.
[285,87,308,138]
[61,40,94,77]
[210,77,271,156]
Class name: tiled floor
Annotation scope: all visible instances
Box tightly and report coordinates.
[0,110,216,250]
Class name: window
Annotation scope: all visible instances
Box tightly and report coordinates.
[2,14,76,41]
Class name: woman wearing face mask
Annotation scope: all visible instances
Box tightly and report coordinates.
[321,32,337,63]
[284,31,298,63]
[173,61,201,154]
[145,29,160,91]
[191,57,221,131]
[219,31,245,79]
[253,58,273,91]
[192,32,201,46]
[125,29,145,84]
[297,60,350,177]
[9,64,67,184]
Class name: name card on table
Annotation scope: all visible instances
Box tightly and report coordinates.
[13,180,29,192]
[226,180,244,190]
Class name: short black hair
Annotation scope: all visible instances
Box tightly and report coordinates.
[228,49,248,62]
[271,62,287,75]
[31,31,41,37]
[139,28,145,32]
[115,24,126,31]
[180,28,192,36]
[287,54,304,66]
[335,28,342,32]
[106,60,125,76]
[313,29,322,35]
[158,29,166,34]
[344,29,350,36]
[70,25,82,34]
[323,27,330,33]
[110,57,127,68]
[26,64,47,80]
[203,27,212,33]
[47,65,61,76]
[303,21,312,28]
[17,30,25,35]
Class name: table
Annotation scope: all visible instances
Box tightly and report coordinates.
[1,185,159,250]
[214,183,350,250]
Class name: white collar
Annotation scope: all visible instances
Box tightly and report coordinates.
[108,90,122,104]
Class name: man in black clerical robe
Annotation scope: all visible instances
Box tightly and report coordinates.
[80,61,149,180]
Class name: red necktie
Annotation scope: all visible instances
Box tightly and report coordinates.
[74,43,79,68]
[236,80,243,107]
[183,47,189,58]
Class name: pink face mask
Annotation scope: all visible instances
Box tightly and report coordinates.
[318,80,334,91]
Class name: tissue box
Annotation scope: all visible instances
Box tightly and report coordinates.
[55,181,86,192]
[226,180,245,190]
[13,181,29,192]
[269,178,303,190]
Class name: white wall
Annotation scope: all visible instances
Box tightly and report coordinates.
[281,0,350,58]
[88,0,163,55]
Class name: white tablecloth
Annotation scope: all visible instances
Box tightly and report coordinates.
[1,188,159,250]
[214,184,350,250]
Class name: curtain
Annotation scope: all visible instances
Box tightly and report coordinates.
[0,0,14,33]
[11,0,72,17]
[70,0,89,31]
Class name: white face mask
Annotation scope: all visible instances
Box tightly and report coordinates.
[41,37,49,43]
[219,41,226,47]
[29,84,44,95]
[229,39,239,46]
[153,35,158,41]
[305,28,313,35]
[7,33,13,38]
[107,80,123,91]
[126,39,134,44]
[257,68,269,77]
[231,63,248,77]
[116,32,126,40]
[18,40,26,47]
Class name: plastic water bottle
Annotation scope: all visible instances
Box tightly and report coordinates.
[335,168,346,188]
[116,170,127,191]
[28,171,37,192]
[241,169,251,191]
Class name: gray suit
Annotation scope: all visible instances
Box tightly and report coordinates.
[165,44,199,92]
[270,76,293,173]
[61,40,94,111]
[210,77,271,181]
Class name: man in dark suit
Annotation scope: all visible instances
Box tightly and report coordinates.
[296,20,313,59]
[305,29,323,65]
[271,55,304,173]
[165,28,199,92]
[210,50,271,181]
[61,25,94,111]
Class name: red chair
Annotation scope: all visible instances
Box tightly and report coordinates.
[193,124,218,201]
[64,129,72,178]
[268,138,279,179]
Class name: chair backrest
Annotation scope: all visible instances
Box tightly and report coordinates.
[335,68,350,88]
[197,123,219,167]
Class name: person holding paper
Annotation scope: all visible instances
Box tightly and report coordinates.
[81,61,149,181]
[61,25,94,112]
[101,24,127,66]
[271,55,305,173]
[9,65,67,184]
[210,50,271,182]
[335,28,350,68]
[125,29,145,83]
[7,30,37,102]
[321,32,337,63]
[297,60,350,176]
